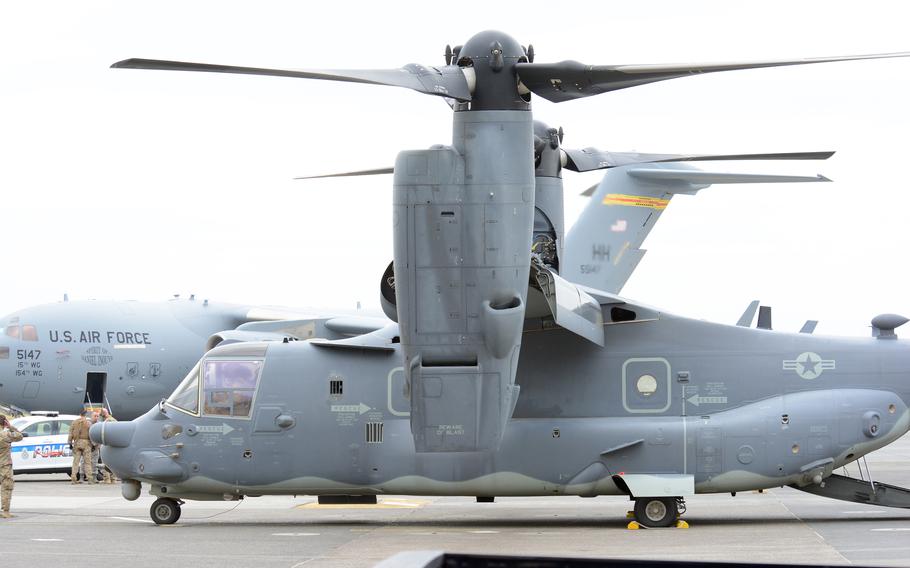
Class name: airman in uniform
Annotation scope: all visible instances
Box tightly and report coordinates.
[68,411,95,484]
[99,409,117,483]
[0,415,24,517]
[86,412,101,483]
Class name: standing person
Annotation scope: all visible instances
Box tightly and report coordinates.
[89,412,101,481]
[67,411,94,484]
[0,415,23,518]
[99,409,117,483]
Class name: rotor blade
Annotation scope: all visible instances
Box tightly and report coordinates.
[112,59,473,102]
[564,149,835,173]
[295,167,394,180]
[625,170,830,184]
[517,53,910,102]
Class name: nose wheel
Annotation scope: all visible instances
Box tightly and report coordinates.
[632,497,681,528]
[150,497,182,525]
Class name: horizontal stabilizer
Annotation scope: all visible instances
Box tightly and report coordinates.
[625,169,831,185]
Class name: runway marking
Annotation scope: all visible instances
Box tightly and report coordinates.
[842,510,888,514]
[108,516,154,524]
[297,498,429,510]
[871,528,910,532]
[468,530,499,534]
[272,532,320,537]
[30,539,63,542]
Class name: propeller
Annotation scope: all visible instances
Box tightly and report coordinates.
[294,140,834,182]
[515,53,910,103]
[563,149,835,173]
[111,59,473,102]
[111,31,910,110]
[294,167,394,180]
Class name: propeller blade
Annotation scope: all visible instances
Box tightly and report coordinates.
[564,149,834,173]
[517,52,910,102]
[112,59,473,102]
[294,167,394,180]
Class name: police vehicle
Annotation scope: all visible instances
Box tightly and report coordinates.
[10,412,78,474]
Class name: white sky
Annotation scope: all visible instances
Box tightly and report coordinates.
[2,0,910,337]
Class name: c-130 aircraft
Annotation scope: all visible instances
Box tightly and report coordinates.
[94,31,910,527]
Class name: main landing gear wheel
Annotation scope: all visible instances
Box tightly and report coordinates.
[150,497,182,525]
[633,497,678,528]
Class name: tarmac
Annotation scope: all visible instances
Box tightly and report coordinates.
[2,434,909,568]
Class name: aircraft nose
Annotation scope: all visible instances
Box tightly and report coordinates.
[90,421,135,448]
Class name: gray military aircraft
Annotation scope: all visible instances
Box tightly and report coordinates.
[94,31,910,527]
[0,297,387,419]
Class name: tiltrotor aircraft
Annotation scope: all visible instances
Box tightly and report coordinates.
[94,31,910,527]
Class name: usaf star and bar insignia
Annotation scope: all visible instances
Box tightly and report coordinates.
[782,351,836,380]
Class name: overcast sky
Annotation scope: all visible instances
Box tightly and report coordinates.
[3,1,910,337]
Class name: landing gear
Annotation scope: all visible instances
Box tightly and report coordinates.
[150,497,182,525]
[632,497,679,528]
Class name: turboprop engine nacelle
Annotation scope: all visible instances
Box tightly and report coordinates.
[392,110,534,453]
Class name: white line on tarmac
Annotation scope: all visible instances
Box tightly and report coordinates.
[30,539,63,542]
[108,516,154,524]
[272,533,320,537]
[842,510,888,514]
[870,528,910,532]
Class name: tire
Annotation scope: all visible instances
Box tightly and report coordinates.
[633,497,678,528]
[150,497,181,525]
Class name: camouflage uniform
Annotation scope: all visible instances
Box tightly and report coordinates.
[0,421,24,517]
[86,414,100,482]
[68,415,94,484]
[100,413,118,483]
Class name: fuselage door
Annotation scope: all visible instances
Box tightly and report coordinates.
[85,372,106,406]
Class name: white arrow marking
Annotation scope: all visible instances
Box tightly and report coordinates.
[330,403,371,415]
[686,395,728,407]
[196,423,235,435]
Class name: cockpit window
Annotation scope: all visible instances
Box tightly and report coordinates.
[21,325,38,342]
[5,325,19,339]
[166,363,201,415]
[202,360,261,418]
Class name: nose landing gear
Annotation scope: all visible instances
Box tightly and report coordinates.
[150,497,183,525]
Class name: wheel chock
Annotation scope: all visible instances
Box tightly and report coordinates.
[626,510,635,519]
[626,521,641,530]
[675,520,689,529]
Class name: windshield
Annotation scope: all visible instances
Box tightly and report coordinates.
[166,363,200,415]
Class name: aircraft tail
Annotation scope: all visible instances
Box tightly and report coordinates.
[562,163,829,294]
